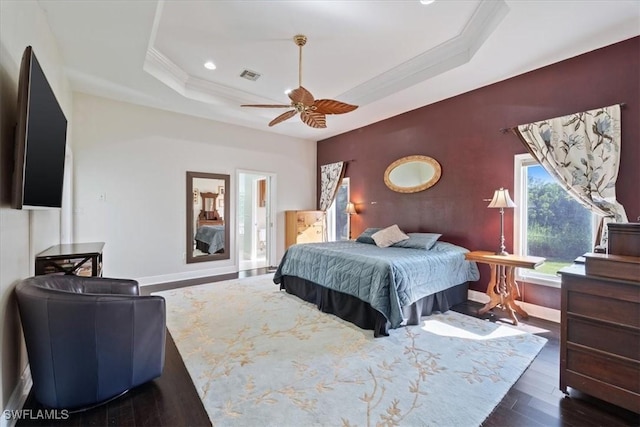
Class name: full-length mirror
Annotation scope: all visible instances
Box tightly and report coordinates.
[186,171,231,263]
[384,155,442,193]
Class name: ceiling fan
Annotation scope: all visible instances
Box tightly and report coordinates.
[241,35,358,129]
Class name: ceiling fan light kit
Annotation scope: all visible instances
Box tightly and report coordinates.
[241,34,358,129]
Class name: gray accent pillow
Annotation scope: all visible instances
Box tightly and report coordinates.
[355,228,382,245]
[391,233,442,250]
[372,225,410,248]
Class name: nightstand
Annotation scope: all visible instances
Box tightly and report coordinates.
[464,251,545,325]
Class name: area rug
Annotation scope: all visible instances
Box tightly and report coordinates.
[155,275,547,427]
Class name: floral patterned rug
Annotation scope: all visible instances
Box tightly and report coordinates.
[155,274,547,427]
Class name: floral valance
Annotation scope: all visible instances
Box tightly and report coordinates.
[319,161,346,211]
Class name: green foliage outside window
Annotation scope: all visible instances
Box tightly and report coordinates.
[526,175,592,275]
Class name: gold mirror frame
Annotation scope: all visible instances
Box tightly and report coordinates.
[383,155,442,193]
[186,171,231,263]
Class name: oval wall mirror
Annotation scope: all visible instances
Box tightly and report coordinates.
[383,155,442,193]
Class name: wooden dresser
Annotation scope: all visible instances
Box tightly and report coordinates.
[285,210,325,250]
[558,222,640,413]
[197,191,223,227]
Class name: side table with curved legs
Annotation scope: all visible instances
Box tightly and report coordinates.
[465,251,545,325]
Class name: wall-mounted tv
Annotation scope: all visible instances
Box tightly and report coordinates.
[12,46,68,210]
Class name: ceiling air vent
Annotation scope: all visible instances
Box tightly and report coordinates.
[240,69,261,81]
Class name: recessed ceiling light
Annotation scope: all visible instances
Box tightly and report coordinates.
[420,0,435,4]
[204,61,216,70]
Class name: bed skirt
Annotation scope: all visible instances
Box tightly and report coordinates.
[279,275,469,337]
[195,240,223,254]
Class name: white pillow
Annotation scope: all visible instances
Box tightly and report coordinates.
[372,224,409,248]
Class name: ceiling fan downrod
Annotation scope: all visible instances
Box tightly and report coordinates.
[294,34,307,88]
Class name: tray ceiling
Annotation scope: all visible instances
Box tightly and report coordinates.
[38,0,640,140]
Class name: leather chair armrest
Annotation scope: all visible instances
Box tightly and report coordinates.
[93,295,166,394]
[76,277,140,296]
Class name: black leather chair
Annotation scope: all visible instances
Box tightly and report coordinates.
[15,274,166,410]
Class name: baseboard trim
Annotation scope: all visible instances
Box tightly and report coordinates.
[1,365,32,427]
[136,265,237,286]
[467,290,560,323]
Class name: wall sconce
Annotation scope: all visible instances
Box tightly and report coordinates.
[487,188,516,255]
[345,202,357,239]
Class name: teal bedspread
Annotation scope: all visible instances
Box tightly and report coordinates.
[273,241,479,328]
[195,225,225,253]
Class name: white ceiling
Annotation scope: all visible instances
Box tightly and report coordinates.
[39,0,640,141]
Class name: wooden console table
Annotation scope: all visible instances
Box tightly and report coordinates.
[465,251,545,325]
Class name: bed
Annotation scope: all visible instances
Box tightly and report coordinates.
[273,237,479,337]
[195,225,225,254]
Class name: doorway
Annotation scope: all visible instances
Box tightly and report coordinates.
[237,171,275,271]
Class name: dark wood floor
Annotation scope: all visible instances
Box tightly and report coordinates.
[18,269,639,427]
[458,304,640,427]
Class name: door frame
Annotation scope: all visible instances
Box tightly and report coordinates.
[236,169,277,270]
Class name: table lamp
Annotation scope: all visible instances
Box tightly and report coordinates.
[346,202,357,239]
[487,188,516,255]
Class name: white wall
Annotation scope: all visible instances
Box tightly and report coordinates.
[0,0,73,412]
[72,94,316,284]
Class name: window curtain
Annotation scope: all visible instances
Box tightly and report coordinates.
[319,161,346,241]
[515,104,627,246]
[319,161,346,211]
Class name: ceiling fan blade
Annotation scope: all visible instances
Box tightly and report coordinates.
[313,99,358,115]
[268,110,297,127]
[241,104,292,108]
[288,86,315,106]
[300,111,326,128]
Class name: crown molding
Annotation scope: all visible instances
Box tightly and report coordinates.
[339,0,509,105]
[144,48,282,107]
[143,48,188,95]
[143,0,509,110]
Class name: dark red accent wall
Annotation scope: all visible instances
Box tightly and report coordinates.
[317,37,639,306]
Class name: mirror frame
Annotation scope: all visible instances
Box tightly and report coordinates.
[383,155,442,193]
[186,171,231,264]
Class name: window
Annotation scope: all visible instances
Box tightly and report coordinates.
[513,154,595,286]
[326,178,350,241]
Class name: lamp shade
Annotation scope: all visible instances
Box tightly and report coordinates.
[487,188,516,209]
[345,202,357,215]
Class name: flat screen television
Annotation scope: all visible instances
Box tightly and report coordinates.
[12,45,68,210]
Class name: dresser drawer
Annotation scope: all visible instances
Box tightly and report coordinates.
[297,224,323,243]
[567,317,640,360]
[566,291,640,328]
[567,346,640,394]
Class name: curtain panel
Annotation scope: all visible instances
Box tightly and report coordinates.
[319,161,346,242]
[319,161,346,211]
[515,104,627,246]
